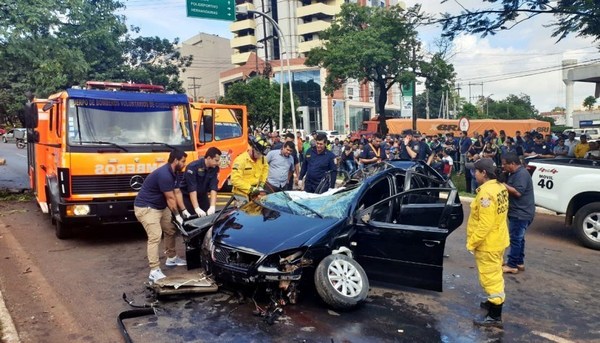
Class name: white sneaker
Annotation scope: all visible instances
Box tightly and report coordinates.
[165,256,187,267]
[149,268,167,282]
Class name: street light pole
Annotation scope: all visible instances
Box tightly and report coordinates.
[237,6,296,134]
[486,93,493,117]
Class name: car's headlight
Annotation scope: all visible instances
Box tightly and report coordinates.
[66,205,90,216]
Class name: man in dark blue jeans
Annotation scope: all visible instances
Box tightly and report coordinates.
[500,152,535,274]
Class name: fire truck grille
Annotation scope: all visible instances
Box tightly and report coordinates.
[71,174,149,194]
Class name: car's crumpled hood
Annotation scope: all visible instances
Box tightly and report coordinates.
[212,204,339,255]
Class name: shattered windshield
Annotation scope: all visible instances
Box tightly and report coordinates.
[260,187,361,219]
[350,162,395,181]
[66,99,193,147]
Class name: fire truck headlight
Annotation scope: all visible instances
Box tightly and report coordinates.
[68,205,90,216]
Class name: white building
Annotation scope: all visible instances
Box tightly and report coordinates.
[219,0,406,133]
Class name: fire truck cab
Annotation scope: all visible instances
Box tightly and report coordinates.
[26,81,197,239]
[191,103,248,191]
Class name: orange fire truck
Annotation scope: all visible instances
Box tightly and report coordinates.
[25,81,197,239]
[190,103,248,191]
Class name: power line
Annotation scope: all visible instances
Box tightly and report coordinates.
[458,57,600,83]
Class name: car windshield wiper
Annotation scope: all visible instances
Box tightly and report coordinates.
[77,140,128,152]
[129,142,177,150]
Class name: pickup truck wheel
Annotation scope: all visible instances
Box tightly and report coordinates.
[314,254,369,310]
[574,203,600,250]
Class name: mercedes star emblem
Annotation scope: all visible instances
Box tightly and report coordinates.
[130,175,144,191]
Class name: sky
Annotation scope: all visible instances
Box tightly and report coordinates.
[120,0,600,113]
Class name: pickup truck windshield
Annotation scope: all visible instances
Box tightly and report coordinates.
[67,99,193,147]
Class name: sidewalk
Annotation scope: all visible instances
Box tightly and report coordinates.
[0,288,20,343]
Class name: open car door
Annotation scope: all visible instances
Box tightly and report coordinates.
[352,187,462,292]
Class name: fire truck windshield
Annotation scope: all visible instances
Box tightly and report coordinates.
[67,100,193,148]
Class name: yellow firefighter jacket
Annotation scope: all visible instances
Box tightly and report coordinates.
[231,151,269,198]
[466,180,510,252]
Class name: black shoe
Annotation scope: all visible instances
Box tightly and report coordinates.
[473,315,503,328]
[474,303,503,328]
[480,301,491,310]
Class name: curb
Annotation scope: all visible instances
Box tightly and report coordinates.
[0,288,20,343]
[460,196,559,216]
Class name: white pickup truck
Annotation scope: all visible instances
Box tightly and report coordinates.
[527,158,600,250]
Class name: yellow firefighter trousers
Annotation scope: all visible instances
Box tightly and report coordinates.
[474,250,505,305]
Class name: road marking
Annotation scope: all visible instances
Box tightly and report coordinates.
[532,331,575,343]
[16,153,27,158]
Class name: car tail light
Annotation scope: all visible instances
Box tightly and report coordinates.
[525,164,536,176]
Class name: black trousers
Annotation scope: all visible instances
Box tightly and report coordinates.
[182,192,210,213]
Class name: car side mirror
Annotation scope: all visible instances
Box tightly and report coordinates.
[355,210,371,224]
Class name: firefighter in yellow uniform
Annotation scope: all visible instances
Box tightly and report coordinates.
[231,135,270,204]
[466,158,509,328]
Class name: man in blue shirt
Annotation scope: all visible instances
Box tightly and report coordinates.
[299,133,336,193]
[524,134,554,159]
[398,130,419,160]
[359,133,387,166]
[134,149,188,283]
[459,131,472,175]
[181,147,221,218]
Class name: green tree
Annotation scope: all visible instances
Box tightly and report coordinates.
[306,4,434,135]
[438,0,600,42]
[220,77,298,129]
[583,95,597,110]
[459,102,482,118]
[0,0,190,126]
[486,93,538,119]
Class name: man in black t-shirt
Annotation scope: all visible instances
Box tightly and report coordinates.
[134,149,189,283]
[500,152,535,274]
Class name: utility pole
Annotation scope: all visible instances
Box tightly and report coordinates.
[412,46,417,130]
[468,82,483,104]
[187,77,201,102]
[425,88,430,120]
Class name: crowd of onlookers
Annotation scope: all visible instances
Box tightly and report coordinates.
[255,127,600,193]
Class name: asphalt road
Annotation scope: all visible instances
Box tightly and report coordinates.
[0,142,29,191]
[0,199,598,343]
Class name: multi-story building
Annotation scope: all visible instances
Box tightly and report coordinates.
[220,0,407,134]
[179,33,235,102]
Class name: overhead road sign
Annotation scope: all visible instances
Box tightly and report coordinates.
[187,0,235,21]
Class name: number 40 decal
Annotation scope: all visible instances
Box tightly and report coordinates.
[537,179,554,189]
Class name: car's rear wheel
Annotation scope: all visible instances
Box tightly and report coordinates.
[574,202,600,250]
[314,254,369,310]
[2,136,7,143]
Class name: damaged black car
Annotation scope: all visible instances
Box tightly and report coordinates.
[183,161,463,310]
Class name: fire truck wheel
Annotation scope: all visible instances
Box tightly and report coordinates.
[55,220,73,239]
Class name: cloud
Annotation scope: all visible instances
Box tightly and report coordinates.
[120,1,232,40]
[410,0,599,112]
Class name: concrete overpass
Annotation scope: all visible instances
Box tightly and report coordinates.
[562,59,600,127]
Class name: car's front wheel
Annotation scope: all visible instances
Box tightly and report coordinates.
[200,227,213,274]
[314,254,369,310]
